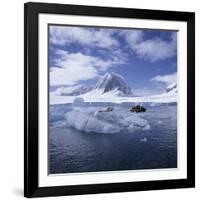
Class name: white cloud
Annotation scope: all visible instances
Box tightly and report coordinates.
[50,50,124,86]
[134,37,176,62]
[50,26,119,49]
[50,65,97,86]
[123,31,177,62]
[50,52,97,86]
[50,26,177,63]
[121,30,144,46]
[151,72,177,86]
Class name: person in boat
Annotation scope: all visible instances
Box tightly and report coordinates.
[130,105,146,113]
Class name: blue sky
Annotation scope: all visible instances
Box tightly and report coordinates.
[49,25,177,95]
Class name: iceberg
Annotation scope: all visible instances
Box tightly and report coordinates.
[65,100,150,134]
[65,110,121,134]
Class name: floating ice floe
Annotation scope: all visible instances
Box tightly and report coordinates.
[65,99,151,134]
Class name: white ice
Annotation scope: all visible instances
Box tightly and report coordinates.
[65,110,121,134]
[72,97,86,107]
[65,101,150,134]
[50,89,177,105]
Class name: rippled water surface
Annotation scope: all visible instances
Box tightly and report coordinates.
[49,103,177,174]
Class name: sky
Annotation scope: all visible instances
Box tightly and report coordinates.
[49,25,177,96]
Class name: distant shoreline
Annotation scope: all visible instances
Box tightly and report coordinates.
[50,95,177,106]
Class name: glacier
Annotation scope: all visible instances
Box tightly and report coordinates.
[50,72,177,105]
[165,82,177,94]
[50,91,177,105]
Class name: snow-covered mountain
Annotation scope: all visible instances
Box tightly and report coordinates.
[165,82,177,94]
[50,72,177,105]
[94,72,133,96]
[53,72,134,97]
[53,85,93,96]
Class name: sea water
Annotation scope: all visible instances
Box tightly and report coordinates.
[49,103,177,174]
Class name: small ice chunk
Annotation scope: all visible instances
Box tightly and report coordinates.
[143,124,151,130]
[72,97,85,107]
[124,115,148,127]
[157,120,163,125]
[140,138,148,142]
[127,123,138,132]
[98,107,113,112]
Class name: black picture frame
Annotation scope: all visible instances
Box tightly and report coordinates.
[24,2,195,198]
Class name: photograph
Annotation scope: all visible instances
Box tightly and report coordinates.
[48,25,178,174]
[24,2,195,197]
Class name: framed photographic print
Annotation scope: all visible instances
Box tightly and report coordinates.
[24,2,195,198]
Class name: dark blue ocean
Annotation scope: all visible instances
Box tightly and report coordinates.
[49,103,177,174]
